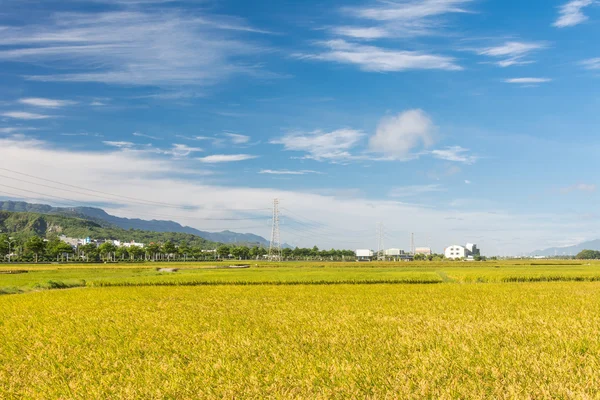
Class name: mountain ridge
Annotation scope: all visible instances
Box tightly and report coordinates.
[529,240,600,257]
[0,200,272,247]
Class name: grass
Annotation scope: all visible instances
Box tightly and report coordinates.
[3,260,600,293]
[1,283,600,398]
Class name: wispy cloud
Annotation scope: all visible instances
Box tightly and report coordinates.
[271,128,364,162]
[430,146,477,164]
[165,144,203,158]
[103,141,135,148]
[0,127,35,134]
[1,111,52,120]
[61,132,104,137]
[505,77,552,84]
[553,0,594,28]
[389,184,445,197]
[560,183,597,193]
[0,10,268,87]
[338,0,473,38]
[224,133,250,144]
[581,58,600,70]
[369,109,436,158]
[18,97,76,108]
[90,101,107,106]
[259,169,322,175]
[133,131,162,140]
[197,154,258,163]
[476,41,547,67]
[297,39,462,72]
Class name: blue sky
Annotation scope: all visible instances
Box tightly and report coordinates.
[1,0,600,255]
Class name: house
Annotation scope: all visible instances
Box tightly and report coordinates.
[445,243,481,260]
[355,249,374,262]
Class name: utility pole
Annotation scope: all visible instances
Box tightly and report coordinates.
[5,237,15,263]
[268,198,282,261]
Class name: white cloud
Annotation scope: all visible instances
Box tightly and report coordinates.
[339,0,472,38]
[431,146,477,164]
[0,135,597,254]
[271,128,364,162]
[560,183,597,193]
[1,111,52,120]
[197,154,258,163]
[18,98,76,108]
[165,144,203,158]
[103,141,135,148]
[465,180,471,184]
[224,133,250,144]
[369,109,436,158]
[133,132,161,140]
[476,41,547,67]
[297,39,462,72]
[504,78,552,84]
[259,169,322,175]
[0,10,267,87]
[553,0,594,28]
[90,101,107,106]
[581,58,600,70]
[330,26,389,39]
[388,184,445,197]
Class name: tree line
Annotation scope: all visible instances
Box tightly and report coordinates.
[0,233,359,263]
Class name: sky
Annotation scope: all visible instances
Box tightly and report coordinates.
[1,0,599,255]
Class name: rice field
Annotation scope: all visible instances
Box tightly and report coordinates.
[1,283,600,398]
[2,261,600,398]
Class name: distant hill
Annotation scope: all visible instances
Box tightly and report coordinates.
[0,200,272,247]
[529,240,600,257]
[0,210,218,248]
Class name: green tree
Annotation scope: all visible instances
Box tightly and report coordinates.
[98,242,117,262]
[146,243,161,261]
[576,250,600,260]
[115,246,129,261]
[178,243,191,261]
[217,245,231,259]
[128,245,144,261]
[25,236,46,263]
[79,243,99,262]
[0,233,9,258]
[162,241,177,261]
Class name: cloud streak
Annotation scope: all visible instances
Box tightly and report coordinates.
[0,10,267,87]
[298,39,462,72]
[1,111,52,120]
[197,154,258,163]
[338,0,473,38]
[554,0,594,28]
[476,41,547,67]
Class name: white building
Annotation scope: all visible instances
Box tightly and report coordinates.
[384,248,404,257]
[356,249,374,262]
[415,247,432,256]
[445,243,480,259]
[445,245,469,259]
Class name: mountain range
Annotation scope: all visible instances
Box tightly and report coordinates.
[529,240,600,257]
[0,201,273,247]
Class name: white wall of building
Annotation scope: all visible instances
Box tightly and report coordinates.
[445,245,468,259]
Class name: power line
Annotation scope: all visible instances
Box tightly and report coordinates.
[0,184,269,222]
[0,167,270,212]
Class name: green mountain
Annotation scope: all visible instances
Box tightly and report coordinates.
[0,200,270,247]
[0,210,218,248]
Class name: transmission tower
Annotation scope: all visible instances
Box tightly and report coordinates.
[377,222,385,260]
[268,198,282,261]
